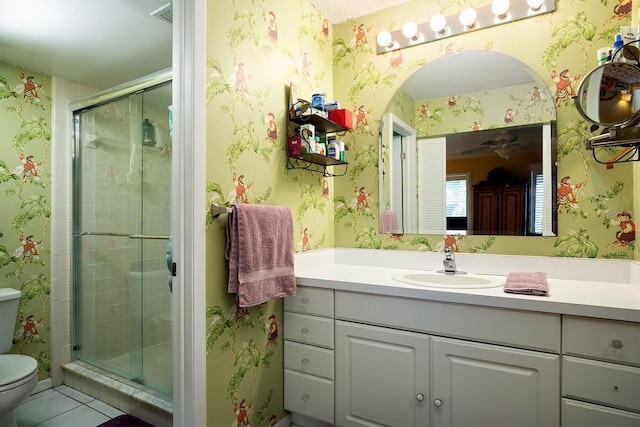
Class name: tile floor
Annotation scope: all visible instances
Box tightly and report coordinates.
[15,385,125,427]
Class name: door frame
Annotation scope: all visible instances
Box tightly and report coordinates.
[171,0,207,425]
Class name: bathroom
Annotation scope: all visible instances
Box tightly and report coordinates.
[0,0,639,426]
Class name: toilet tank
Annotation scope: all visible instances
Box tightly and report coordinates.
[0,288,21,354]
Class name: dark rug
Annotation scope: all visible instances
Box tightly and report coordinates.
[97,414,154,427]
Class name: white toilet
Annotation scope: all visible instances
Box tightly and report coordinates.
[0,288,38,427]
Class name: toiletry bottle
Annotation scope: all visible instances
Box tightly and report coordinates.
[143,118,156,146]
[328,140,340,160]
[597,47,610,65]
[613,33,624,62]
[339,141,346,162]
[316,137,326,156]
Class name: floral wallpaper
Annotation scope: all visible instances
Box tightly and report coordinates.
[204,0,335,424]
[412,82,556,137]
[0,63,51,380]
[204,1,636,424]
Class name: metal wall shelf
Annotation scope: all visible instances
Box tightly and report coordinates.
[287,104,350,176]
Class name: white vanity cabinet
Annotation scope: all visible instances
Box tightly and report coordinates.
[283,286,335,425]
[334,290,561,427]
[430,337,559,427]
[335,320,430,427]
[561,316,640,426]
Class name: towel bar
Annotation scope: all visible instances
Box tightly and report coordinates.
[211,205,232,217]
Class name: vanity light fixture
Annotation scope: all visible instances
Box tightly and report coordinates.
[459,8,478,29]
[402,21,424,43]
[429,14,450,37]
[376,30,395,49]
[492,0,511,22]
[527,0,546,11]
[376,0,556,54]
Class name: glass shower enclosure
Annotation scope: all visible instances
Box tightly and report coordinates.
[72,70,173,396]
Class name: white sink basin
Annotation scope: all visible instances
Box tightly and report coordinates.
[392,272,502,289]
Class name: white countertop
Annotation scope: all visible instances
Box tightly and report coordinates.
[294,249,640,322]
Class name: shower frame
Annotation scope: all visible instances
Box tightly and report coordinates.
[70,68,173,396]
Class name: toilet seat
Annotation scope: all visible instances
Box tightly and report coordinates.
[0,355,37,391]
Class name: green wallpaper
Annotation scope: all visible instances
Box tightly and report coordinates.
[332,0,637,258]
[0,64,52,380]
[204,0,336,424]
[413,82,556,137]
[205,1,637,425]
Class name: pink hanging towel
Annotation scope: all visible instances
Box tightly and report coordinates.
[503,272,548,296]
[379,210,398,234]
[226,204,296,307]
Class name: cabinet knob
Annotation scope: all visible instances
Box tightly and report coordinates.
[433,399,443,407]
[611,339,624,349]
[301,297,310,304]
[416,393,424,402]
[301,327,309,334]
[301,358,309,365]
[301,394,309,402]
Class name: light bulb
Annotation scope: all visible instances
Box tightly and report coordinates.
[459,8,477,27]
[430,14,447,33]
[491,0,510,17]
[402,22,418,39]
[527,0,545,10]
[376,31,393,48]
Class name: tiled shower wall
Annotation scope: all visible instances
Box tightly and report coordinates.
[50,76,98,386]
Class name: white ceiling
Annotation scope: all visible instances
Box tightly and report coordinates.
[403,50,539,100]
[0,0,400,90]
[0,0,173,89]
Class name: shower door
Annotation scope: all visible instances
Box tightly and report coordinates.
[72,80,173,396]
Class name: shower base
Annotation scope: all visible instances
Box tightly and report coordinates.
[61,360,172,426]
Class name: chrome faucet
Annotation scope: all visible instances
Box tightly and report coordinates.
[442,247,457,274]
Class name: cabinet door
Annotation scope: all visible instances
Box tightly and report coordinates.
[431,337,559,427]
[335,320,430,427]
[499,186,525,235]
[473,187,498,234]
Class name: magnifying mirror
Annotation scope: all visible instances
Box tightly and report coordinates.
[574,62,640,129]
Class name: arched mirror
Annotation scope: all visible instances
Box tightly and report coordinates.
[379,50,557,236]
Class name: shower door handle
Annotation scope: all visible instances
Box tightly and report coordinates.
[128,234,170,240]
[80,232,169,240]
[80,231,130,237]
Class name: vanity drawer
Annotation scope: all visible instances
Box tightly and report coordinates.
[562,398,640,427]
[285,286,334,318]
[563,356,640,412]
[335,290,560,352]
[284,312,334,349]
[284,369,334,425]
[285,340,334,380]
[563,316,640,366]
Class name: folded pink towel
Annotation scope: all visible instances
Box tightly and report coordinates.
[226,204,296,307]
[503,272,548,296]
[379,210,398,234]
